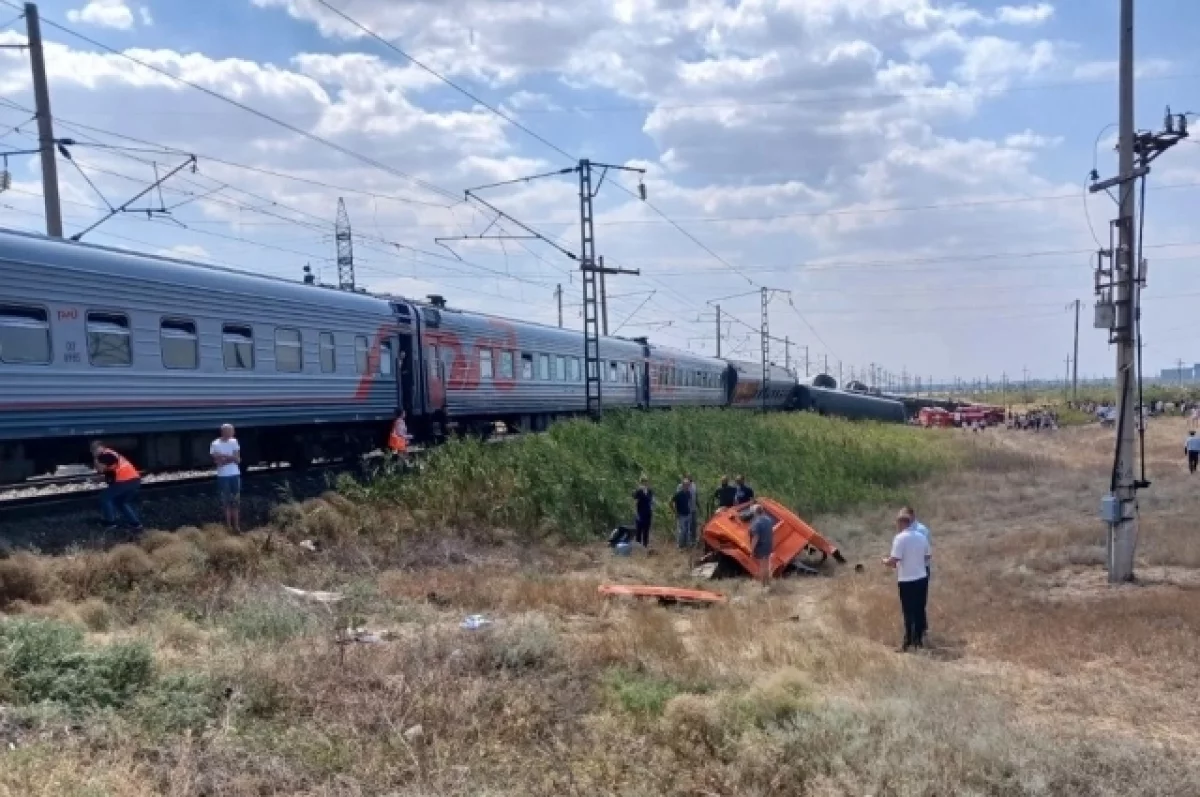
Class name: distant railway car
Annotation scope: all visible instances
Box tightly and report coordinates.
[723,360,796,410]
[793,386,907,424]
[0,229,416,481]
[420,302,646,433]
[646,345,726,409]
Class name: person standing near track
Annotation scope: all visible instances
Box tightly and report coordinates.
[672,477,695,549]
[883,509,931,652]
[1186,431,1200,475]
[748,504,775,588]
[902,504,932,583]
[632,476,655,550]
[90,441,143,533]
[210,424,242,533]
[388,411,411,465]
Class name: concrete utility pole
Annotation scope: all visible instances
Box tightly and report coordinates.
[1177,358,1185,387]
[1108,0,1140,583]
[555,284,563,328]
[784,336,791,374]
[714,304,721,357]
[25,3,62,237]
[837,361,842,386]
[804,345,809,377]
[1065,356,1072,393]
[1071,298,1081,400]
[824,354,829,375]
[598,256,609,336]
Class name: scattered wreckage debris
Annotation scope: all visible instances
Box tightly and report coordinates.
[598,584,727,606]
[696,498,847,579]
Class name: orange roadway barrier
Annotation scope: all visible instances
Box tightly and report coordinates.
[701,497,845,578]
[598,584,727,604]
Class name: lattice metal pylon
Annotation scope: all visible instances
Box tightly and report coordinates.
[335,197,355,291]
[579,160,602,418]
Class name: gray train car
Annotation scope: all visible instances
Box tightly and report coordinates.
[646,345,726,409]
[0,229,414,480]
[793,385,907,423]
[723,359,796,410]
[418,301,645,433]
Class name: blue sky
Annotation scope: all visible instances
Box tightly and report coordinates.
[1,0,1198,384]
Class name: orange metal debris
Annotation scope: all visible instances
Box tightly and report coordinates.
[701,497,844,577]
[598,584,727,604]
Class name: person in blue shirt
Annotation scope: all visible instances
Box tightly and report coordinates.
[748,504,776,588]
[632,476,654,549]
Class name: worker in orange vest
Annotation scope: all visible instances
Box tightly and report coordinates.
[387,412,411,463]
[90,441,143,532]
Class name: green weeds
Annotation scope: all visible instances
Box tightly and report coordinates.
[360,409,952,539]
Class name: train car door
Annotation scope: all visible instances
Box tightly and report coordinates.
[390,302,417,416]
[418,306,447,416]
[635,339,651,408]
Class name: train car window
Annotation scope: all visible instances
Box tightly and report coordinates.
[479,348,493,379]
[319,332,336,373]
[499,350,514,379]
[571,357,581,382]
[380,340,394,376]
[0,305,51,364]
[355,336,369,375]
[87,312,132,367]
[160,318,198,370]
[556,355,566,382]
[222,324,255,370]
[521,353,534,380]
[275,328,303,373]
[609,361,618,383]
[426,344,438,378]
[538,353,550,381]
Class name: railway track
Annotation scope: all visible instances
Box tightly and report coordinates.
[0,433,518,553]
[0,460,373,553]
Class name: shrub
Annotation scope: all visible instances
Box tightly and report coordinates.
[0,618,154,710]
[477,611,559,671]
[223,598,319,644]
[0,553,47,607]
[131,671,219,736]
[604,668,686,717]
[364,409,952,539]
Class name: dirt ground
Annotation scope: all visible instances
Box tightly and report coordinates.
[3,419,1199,796]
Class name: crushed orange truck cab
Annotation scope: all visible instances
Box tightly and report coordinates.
[701,498,845,577]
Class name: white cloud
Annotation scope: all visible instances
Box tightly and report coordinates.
[1004,130,1064,148]
[139,6,153,26]
[995,3,1055,25]
[66,0,136,30]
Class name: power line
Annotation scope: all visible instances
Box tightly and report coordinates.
[312,0,574,163]
[0,1,461,205]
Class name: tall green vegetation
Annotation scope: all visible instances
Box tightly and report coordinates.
[361,409,952,539]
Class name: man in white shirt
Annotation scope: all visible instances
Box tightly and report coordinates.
[902,504,932,582]
[210,424,242,533]
[1186,431,1200,474]
[882,509,931,651]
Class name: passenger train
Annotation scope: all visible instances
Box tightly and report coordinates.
[0,229,904,482]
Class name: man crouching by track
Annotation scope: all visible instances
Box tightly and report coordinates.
[90,440,143,534]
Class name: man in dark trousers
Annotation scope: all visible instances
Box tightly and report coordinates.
[672,477,694,548]
[1186,431,1200,474]
[734,475,755,505]
[714,476,738,509]
[882,509,931,651]
[748,504,775,588]
[632,476,654,549]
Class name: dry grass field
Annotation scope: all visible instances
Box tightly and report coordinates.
[2,418,1199,796]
